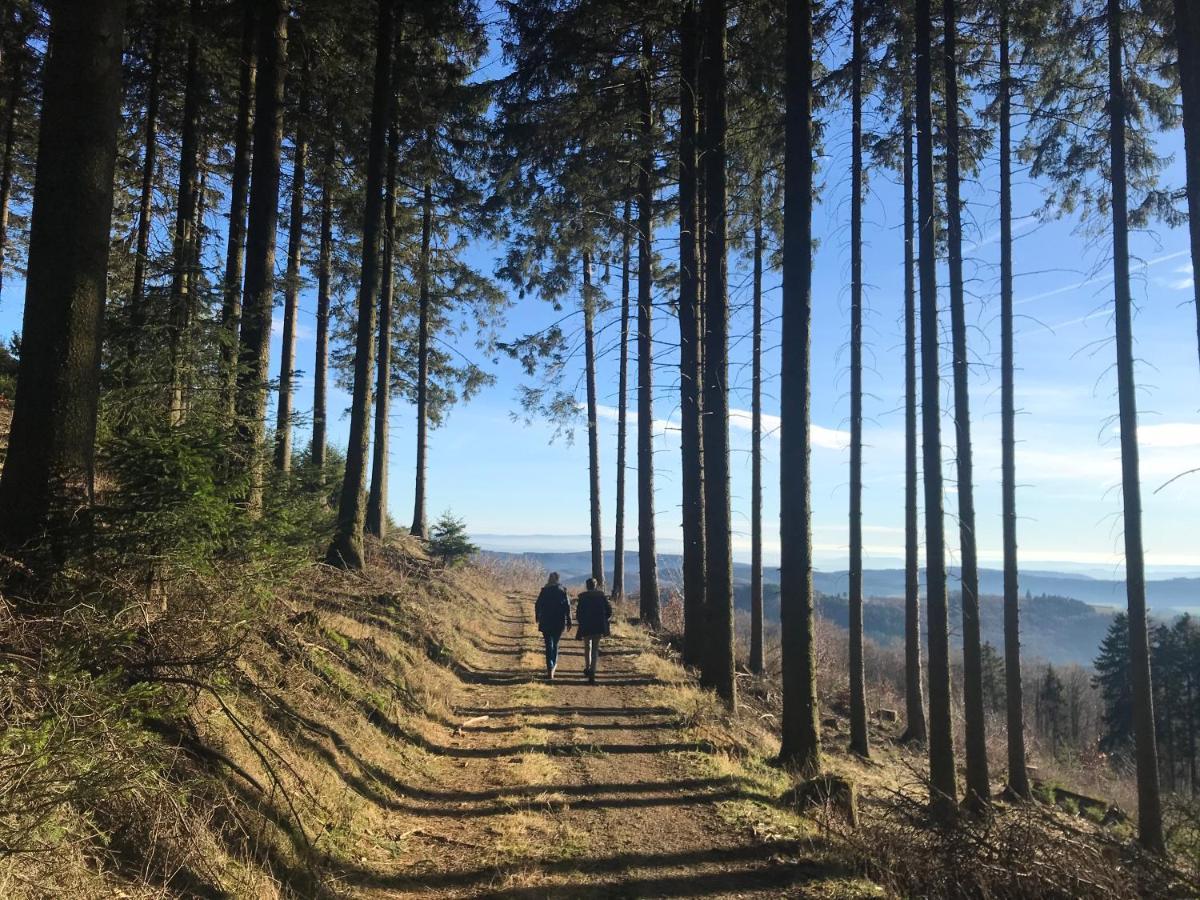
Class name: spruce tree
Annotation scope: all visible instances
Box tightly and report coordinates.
[779,0,821,775]
[942,0,990,811]
[0,0,127,552]
[327,0,395,568]
[916,0,959,821]
[233,0,287,513]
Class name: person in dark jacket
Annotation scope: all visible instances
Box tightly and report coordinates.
[575,578,612,684]
[534,572,571,679]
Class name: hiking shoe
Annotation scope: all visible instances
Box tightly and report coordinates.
[588,672,596,685]
[547,665,555,680]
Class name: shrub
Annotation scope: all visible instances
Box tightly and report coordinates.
[428,512,477,567]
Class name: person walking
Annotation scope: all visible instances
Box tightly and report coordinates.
[535,572,572,680]
[576,577,612,684]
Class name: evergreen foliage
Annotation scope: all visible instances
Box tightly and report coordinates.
[428,511,478,566]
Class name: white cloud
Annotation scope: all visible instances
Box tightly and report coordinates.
[728,407,850,450]
[1136,423,1200,449]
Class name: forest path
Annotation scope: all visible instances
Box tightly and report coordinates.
[352,589,869,899]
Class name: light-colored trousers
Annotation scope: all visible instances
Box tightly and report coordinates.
[583,635,601,673]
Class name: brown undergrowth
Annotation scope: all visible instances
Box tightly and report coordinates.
[0,537,546,897]
[3,539,1195,898]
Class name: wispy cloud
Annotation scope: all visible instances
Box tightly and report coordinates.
[1017,249,1190,309]
[728,407,850,450]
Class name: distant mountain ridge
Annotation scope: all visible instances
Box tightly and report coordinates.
[485,548,1200,666]
[487,548,1199,611]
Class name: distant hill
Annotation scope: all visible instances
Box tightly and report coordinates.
[485,548,1200,666]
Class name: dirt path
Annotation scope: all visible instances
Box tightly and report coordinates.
[347,590,868,899]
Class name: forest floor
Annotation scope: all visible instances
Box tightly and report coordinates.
[325,580,884,899]
[3,543,893,898]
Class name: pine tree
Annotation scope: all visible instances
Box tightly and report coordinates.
[311,155,333,474]
[1173,0,1200,371]
[699,0,735,708]
[127,21,162,358]
[996,0,1030,800]
[1094,612,1135,753]
[942,0,990,811]
[901,94,927,745]
[274,57,309,475]
[678,0,707,664]
[847,0,870,759]
[167,0,204,427]
[779,0,821,775]
[611,195,632,601]
[327,0,395,568]
[366,123,399,539]
[915,0,958,821]
[636,31,661,629]
[219,0,256,422]
[233,0,288,513]
[0,0,127,552]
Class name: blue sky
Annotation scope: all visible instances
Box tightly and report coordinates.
[3,19,1199,579]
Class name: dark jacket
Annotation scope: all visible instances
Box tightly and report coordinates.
[575,590,612,638]
[535,584,571,635]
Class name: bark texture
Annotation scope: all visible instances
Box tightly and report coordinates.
[999,3,1030,801]
[0,0,126,551]
[1107,0,1165,854]
[848,0,869,759]
[636,33,660,628]
[916,0,958,820]
[274,67,308,474]
[367,126,400,538]
[327,0,396,568]
[779,0,821,775]
[312,160,332,473]
[901,96,928,745]
[410,177,433,539]
[219,0,257,421]
[234,0,287,513]
[584,249,605,589]
[611,196,632,601]
[678,0,706,665]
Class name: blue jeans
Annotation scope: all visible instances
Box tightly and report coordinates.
[542,632,561,669]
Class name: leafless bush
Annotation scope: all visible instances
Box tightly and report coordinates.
[472,551,546,592]
[831,785,1198,899]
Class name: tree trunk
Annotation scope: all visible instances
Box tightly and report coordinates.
[679,0,706,664]
[183,150,207,419]
[327,0,396,568]
[942,0,989,810]
[584,248,605,589]
[916,0,958,821]
[749,181,764,677]
[901,93,928,745]
[127,26,161,355]
[611,195,632,601]
[1107,0,1165,855]
[168,1,203,426]
[312,156,332,474]
[274,66,308,475]
[636,32,661,628]
[700,0,734,709]
[847,0,869,759]
[233,0,287,513]
[0,0,125,552]
[219,0,257,422]
[1175,0,1200,374]
[779,0,820,774]
[367,126,400,538]
[999,3,1030,801]
[410,176,433,539]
